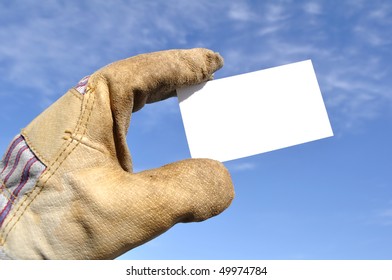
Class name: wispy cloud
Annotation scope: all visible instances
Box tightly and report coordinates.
[374,208,392,226]
[1,0,391,135]
[221,1,392,133]
[228,2,256,22]
[303,2,323,15]
[264,3,290,23]
[0,1,222,99]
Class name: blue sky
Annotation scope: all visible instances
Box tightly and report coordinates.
[1,0,391,259]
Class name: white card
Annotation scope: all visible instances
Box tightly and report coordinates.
[177,60,333,162]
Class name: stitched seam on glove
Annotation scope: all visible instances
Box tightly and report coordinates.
[0,78,96,245]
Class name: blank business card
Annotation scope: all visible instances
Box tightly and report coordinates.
[177,60,333,162]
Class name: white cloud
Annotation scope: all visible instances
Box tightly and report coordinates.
[265,3,289,23]
[351,2,392,47]
[380,209,392,217]
[375,208,392,226]
[303,2,322,15]
[0,0,224,100]
[354,25,389,47]
[368,3,392,21]
[1,0,391,135]
[257,24,284,36]
[228,2,256,22]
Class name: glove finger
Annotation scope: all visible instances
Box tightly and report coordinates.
[68,158,234,258]
[133,158,234,223]
[95,48,223,112]
[82,48,223,173]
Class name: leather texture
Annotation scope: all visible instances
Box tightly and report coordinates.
[0,48,234,259]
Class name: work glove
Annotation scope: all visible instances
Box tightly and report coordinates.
[0,48,234,259]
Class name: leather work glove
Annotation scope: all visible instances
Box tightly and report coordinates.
[0,48,234,259]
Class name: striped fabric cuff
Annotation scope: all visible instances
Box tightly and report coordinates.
[0,247,11,259]
[74,75,90,94]
[0,135,46,229]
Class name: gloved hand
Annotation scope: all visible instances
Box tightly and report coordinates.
[0,48,234,259]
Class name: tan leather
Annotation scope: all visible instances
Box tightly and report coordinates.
[1,48,234,259]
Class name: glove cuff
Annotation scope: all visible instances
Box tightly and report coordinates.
[0,247,11,259]
[0,135,46,258]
